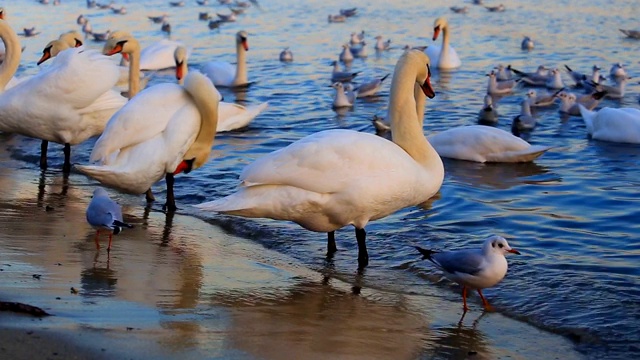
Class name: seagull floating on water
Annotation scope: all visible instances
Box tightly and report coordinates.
[416,235,520,312]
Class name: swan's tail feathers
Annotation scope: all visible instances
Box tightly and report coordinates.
[74,165,150,194]
[485,145,553,163]
[578,104,596,134]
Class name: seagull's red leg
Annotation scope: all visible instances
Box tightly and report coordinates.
[462,286,469,312]
[94,230,101,249]
[477,289,493,311]
[107,233,113,252]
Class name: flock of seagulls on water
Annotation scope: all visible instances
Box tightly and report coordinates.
[0,0,638,314]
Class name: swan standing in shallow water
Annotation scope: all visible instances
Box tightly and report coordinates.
[578,105,640,144]
[0,20,123,172]
[76,36,221,211]
[425,17,462,69]
[201,30,250,87]
[195,50,444,269]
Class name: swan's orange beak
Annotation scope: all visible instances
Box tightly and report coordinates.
[173,161,189,175]
[432,26,441,41]
[105,41,125,56]
[0,11,4,20]
[420,65,435,99]
[241,39,249,51]
[74,39,83,47]
[37,49,51,66]
[175,61,184,81]
[122,53,130,61]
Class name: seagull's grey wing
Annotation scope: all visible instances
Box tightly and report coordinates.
[355,79,380,93]
[86,197,117,228]
[431,249,486,276]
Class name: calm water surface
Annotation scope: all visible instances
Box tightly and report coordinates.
[3,0,640,358]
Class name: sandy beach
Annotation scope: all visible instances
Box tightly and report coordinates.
[0,139,586,360]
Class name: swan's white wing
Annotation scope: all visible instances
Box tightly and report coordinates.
[591,108,640,144]
[201,61,235,86]
[90,83,189,162]
[239,129,421,194]
[217,102,268,132]
[140,39,190,70]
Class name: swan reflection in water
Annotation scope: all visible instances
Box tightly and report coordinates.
[443,158,558,190]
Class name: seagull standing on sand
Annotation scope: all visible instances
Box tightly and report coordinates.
[86,188,133,252]
[416,235,520,312]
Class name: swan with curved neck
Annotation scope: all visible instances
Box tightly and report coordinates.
[195,50,444,269]
[76,36,220,211]
[0,19,124,172]
[37,31,84,65]
[201,30,249,87]
[174,45,267,132]
[425,17,462,69]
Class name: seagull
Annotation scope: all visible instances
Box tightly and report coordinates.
[527,88,562,108]
[77,14,87,25]
[169,1,185,6]
[86,188,133,252]
[331,82,356,108]
[485,4,505,12]
[22,27,41,37]
[208,19,223,30]
[111,6,126,14]
[415,235,520,312]
[521,36,534,50]
[339,8,357,17]
[339,44,354,62]
[494,64,514,81]
[161,21,171,35]
[450,6,469,14]
[279,47,293,62]
[545,69,565,90]
[328,14,347,23]
[87,0,96,8]
[558,90,607,117]
[374,35,391,51]
[510,65,551,86]
[609,63,627,79]
[330,60,360,83]
[148,14,168,23]
[512,96,536,136]
[351,73,389,97]
[478,94,498,124]
[350,41,368,58]
[197,0,209,4]
[199,12,211,20]
[619,29,640,39]
[217,12,237,22]
[565,64,603,87]
[486,70,518,95]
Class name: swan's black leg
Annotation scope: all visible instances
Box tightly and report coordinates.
[62,143,71,173]
[163,173,177,212]
[39,140,48,169]
[356,228,368,269]
[327,231,338,256]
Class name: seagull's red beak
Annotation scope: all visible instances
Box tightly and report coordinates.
[507,249,521,255]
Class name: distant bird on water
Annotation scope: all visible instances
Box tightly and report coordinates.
[86,188,133,252]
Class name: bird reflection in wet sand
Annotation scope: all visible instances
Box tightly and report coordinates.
[80,251,117,298]
[425,312,490,359]
[36,170,69,210]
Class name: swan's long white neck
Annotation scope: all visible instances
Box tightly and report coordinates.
[182,74,219,170]
[125,40,141,98]
[235,40,247,85]
[439,23,451,65]
[388,56,440,168]
[0,20,21,91]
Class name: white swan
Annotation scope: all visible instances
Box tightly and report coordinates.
[195,50,444,269]
[201,30,249,87]
[428,126,552,163]
[425,17,462,69]
[578,105,640,144]
[0,20,124,172]
[174,46,267,132]
[76,37,221,211]
[138,39,189,70]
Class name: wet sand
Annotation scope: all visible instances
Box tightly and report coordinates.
[0,143,584,359]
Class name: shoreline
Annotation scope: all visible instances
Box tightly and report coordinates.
[0,148,583,359]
